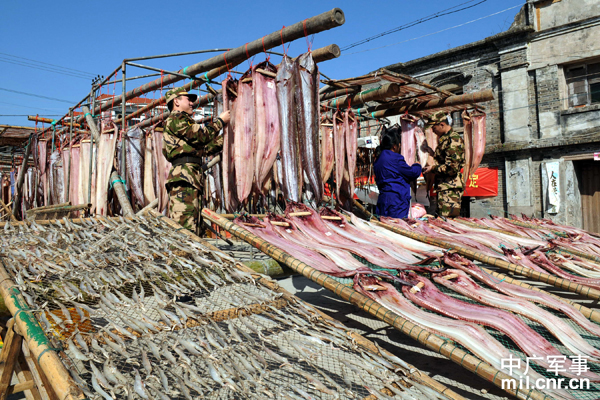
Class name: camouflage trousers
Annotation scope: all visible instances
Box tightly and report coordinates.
[436,188,463,218]
[168,183,201,232]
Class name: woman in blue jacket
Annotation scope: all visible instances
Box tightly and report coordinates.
[373,127,422,219]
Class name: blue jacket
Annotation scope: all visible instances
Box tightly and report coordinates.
[373,150,422,218]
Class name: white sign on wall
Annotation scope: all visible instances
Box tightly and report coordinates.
[545,162,561,214]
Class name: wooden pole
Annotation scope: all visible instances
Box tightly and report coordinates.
[76,10,345,125]
[0,268,85,400]
[26,202,71,212]
[323,83,402,109]
[25,204,91,220]
[0,198,17,222]
[319,87,361,101]
[373,220,600,300]
[110,171,134,217]
[80,106,100,142]
[118,44,341,128]
[200,208,550,400]
[12,135,33,221]
[27,116,80,128]
[355,89,495,118]
[125,44,342,132]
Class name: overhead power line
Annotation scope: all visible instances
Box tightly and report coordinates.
[0,101,64,112]
[0,52,96,77]
[343,3,524,56]
[0,87,75,104]
[0,58,93,80]
[341,0,489,51]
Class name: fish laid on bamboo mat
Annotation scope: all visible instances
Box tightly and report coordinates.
[230,207,600,400]
[0,215,449,400]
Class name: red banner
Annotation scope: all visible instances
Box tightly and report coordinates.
[464,167,498,197]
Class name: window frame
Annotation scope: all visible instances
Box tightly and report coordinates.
[564,61,600,109]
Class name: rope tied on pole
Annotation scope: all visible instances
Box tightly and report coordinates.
[222,52,233,79]
[280,26,290,56]
[109,177,127,190]
[261,37,270,62]
[302,19,314,51]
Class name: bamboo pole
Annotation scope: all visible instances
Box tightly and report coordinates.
[200,208,549,400]
[75,10,345,125]
[0,266,85,400]
[150,209,465,400]
[454,218,529,238]
[354,89,494,118]
[476,266,600,324]
[373,220,600,301]
[506,219,600,263]
[109,171,134,217]
[455,218,600,264]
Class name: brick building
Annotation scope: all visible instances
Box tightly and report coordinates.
[383,0,600,232]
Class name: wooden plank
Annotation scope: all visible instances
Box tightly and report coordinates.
[24,341,59,400]
[5,380,35,396]
[21,341,52,400]
[0,319,23,400]
[14,351,41,400]
[13,358,35,400]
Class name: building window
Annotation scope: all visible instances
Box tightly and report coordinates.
[565,61,600,108]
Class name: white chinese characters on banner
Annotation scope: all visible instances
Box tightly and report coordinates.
[546,162,560,214]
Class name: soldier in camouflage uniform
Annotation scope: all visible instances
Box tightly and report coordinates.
[423,111,465,218]
[163,87,230,232]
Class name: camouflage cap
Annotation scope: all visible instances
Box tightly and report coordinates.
[166,87,198,111]
[425,111,449,127]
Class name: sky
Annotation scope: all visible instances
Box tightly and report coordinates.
[0,0,524,127]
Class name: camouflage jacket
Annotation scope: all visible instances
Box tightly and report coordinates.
[432,128,465,192]
[163,111,224,189]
